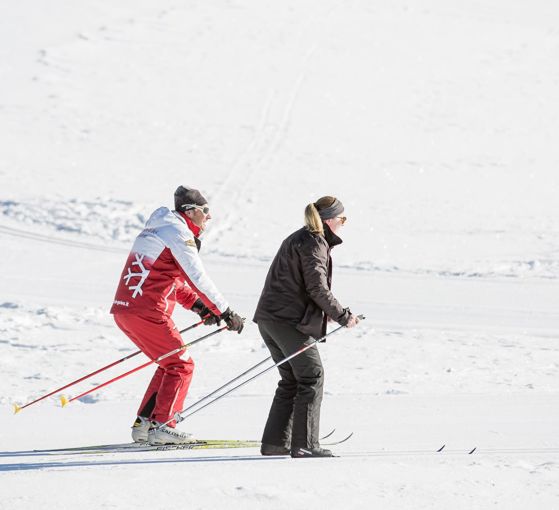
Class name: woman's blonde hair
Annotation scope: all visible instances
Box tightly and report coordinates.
[304,196,337,235]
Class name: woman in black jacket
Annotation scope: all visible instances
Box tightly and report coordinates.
[253,196,359,458]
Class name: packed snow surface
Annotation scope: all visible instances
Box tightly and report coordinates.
[1,1,558,509]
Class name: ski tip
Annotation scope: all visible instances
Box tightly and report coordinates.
[320,428,336,441]
[60,395,69,408]
[437,444,446,452]
[13,403,22,414]
[468,447,477,455]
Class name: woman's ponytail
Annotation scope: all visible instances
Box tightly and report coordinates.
[304,202,324,235]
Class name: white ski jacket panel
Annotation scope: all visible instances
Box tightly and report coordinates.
[111,207,228,317]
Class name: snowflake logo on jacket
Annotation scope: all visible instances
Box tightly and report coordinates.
[123,253,151,298]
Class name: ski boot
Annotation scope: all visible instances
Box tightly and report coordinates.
[260,443,291,456]
[131,416,151,443]
[148,421,193,445]
[291,446,333,458]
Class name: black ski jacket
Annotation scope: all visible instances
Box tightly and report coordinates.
[253,224,350,339]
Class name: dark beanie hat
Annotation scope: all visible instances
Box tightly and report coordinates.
[174,186,208,211]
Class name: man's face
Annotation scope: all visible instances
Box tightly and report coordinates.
[186,204,211,231]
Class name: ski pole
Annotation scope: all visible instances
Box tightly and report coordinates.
[163,315,365,428]
[13,319,206,414]
[60,325,228,407]
[162,355,273,427]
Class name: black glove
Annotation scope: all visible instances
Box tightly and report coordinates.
[191,298,220,325]
[220,308,244,334]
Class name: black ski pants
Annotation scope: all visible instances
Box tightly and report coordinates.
[258,320,324,450]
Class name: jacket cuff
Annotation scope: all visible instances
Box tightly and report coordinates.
[190,298,205,313]
[337,308,351,326]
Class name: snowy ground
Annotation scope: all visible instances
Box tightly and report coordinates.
[1,1,559,508]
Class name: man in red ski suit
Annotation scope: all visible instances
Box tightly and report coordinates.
[110,186,244,445]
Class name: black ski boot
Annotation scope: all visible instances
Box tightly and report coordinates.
[291,446,333,458]
[261,443,290,456]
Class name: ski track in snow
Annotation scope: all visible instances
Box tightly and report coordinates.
[2,451,559,474]
[204,4,342,246]
[203,40,320,247]
[0,198,145,244]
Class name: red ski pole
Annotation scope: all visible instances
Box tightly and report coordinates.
[60,325,228,407]
[13,320,205,414]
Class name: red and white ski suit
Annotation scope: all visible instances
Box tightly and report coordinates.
[111,207,229,425]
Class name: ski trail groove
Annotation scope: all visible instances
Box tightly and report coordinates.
[0,224,127,254]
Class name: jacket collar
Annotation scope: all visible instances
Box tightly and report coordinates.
[323,222,343,248]
[177,211,201,237]
[176,211,202,251]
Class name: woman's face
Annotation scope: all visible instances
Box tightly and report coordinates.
[324,214,346,234]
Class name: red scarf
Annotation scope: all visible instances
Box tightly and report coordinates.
[179,212,201,238]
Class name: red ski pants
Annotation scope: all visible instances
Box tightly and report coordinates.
[113,313,194,426]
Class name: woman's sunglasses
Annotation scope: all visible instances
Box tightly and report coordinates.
[337,216,347,225]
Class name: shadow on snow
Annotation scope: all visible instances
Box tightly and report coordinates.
[0,453,286,472]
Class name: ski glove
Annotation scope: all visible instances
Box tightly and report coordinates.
[191,298,220,325]
[220,308,245,334]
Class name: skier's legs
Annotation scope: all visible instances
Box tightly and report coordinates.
[152,355,195,426]
[137,366,164,418]
[113,313,195,426]
[288,344,324,449]
[258,320,324,450]
[259,321,297,448]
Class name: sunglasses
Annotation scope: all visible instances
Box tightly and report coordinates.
[183,204,210,215]
[337,216,347,225]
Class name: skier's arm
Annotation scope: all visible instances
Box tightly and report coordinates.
[175,283,199,310]
[298,238,350,326]
[166,234,229,316]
